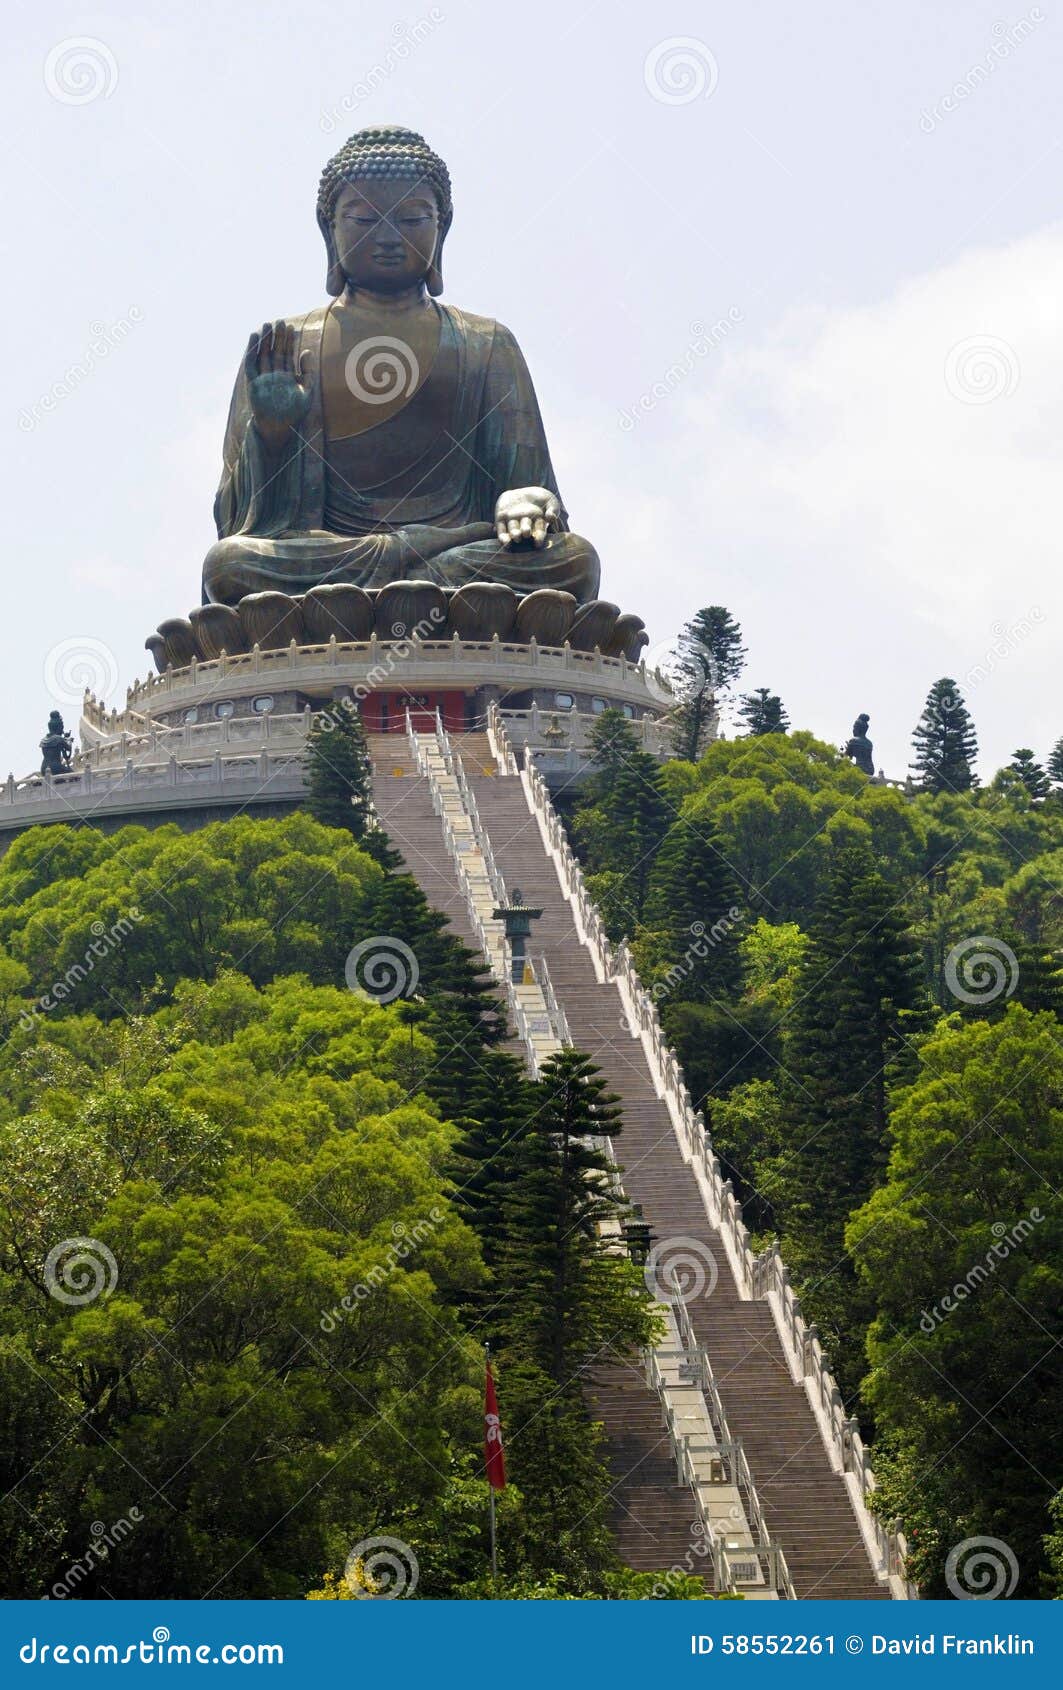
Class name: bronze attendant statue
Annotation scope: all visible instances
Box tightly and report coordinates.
[202,126,600,608]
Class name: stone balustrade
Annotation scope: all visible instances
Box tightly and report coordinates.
[83,633,672,734]
[488,700,917,1600]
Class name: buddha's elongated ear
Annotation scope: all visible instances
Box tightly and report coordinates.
[427,210,452,298]
[318,210,345,297]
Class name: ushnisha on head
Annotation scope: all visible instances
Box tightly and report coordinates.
[317,126,453,298]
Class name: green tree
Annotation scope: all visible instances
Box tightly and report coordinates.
[764,849,926,1378]
[304,698,373,836]
[847,1007,1063,1597]
[911,678,978,793]
[1048,736,1063,789]
[493,1049,658,1387]
[641,814,745,1003]
[738,687,789,736]
[1008,748,1050,801]
[574,712,672,936]
[669,606,746,761]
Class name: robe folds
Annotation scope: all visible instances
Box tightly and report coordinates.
[203,302,599,606]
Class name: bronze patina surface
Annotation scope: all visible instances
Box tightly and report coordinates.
[203,126,599,608]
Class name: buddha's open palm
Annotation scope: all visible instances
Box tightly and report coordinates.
[495,487,562,548]
[245,321,312,442]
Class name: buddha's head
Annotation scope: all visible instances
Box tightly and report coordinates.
[317,126,453,298]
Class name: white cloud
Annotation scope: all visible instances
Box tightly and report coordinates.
[601,225,1062,778]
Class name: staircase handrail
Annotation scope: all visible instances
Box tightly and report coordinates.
[520,745,914,1599]
[486,699,519,775]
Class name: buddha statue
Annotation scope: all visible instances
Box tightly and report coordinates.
[202,126,600,609]
[845,712,875,776]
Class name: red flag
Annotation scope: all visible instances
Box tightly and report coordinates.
[484,1360,506,1490]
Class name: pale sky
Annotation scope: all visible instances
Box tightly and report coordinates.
[5,0,1061,780]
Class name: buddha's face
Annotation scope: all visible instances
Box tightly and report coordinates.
[332,177,441,293]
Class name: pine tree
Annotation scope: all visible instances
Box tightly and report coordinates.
[1048,737,1063,789]
[767,849,926,1377]
[669,607,747,762]
[911,678,978,792]
[1008,748,1050,801]
[493,1049,657,1387]
[359,871,503,1044]
[304,699,374,838]
[575,711,672,933]
[737,688,789,736]
[644,812,745,1003]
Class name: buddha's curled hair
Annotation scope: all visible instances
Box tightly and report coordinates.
[317,126,453,223]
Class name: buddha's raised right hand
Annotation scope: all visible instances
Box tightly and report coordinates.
[245,321,312,448]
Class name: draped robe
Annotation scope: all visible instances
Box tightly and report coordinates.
[203,302,599,605]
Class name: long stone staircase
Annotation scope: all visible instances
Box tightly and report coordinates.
[366,721,899,1600]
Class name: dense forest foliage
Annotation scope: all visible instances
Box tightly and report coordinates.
[570,660,1062,1597]
[0,815,696,1600]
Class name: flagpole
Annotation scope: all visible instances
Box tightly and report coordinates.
[485,1342,497,1584]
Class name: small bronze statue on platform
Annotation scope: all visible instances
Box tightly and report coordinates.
[39,711,73,777]
[844,712,874,776]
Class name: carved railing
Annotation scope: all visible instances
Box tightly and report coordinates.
[516,735,914,1599]
[90,632,672,728]
[643,1271,796,1599]
[1,747,304,814]
[405,710,568,1071]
